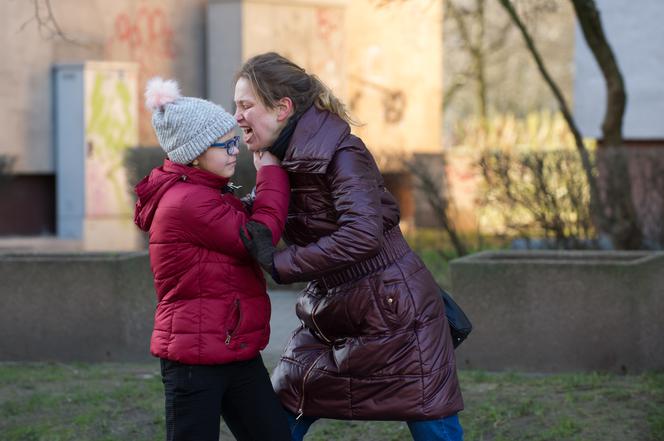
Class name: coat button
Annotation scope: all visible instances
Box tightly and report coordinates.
[387,297,394,305]
[181,175,187,181]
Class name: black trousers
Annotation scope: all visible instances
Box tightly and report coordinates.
[160,355,291,441]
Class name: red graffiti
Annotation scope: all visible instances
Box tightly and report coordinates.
[316,8,340,42]
[112,6,175,59]
[106,5,177,143]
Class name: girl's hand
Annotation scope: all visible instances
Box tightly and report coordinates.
[253,150,281,170]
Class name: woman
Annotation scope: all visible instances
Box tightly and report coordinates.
[134,77,292,441]
[234,53,464,441]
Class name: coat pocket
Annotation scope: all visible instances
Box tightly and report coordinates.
[372,278,415,331]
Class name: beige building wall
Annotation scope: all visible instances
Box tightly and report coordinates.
[1,0,207,174]
[3,0,441,173]
[3,0,442,238]
[237,0,443,165]
[242,0,346,98]
[346,0,443,165]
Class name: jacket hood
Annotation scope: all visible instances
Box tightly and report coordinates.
[133,159,229,231]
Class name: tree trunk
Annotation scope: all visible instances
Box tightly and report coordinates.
[571,0,642,249]
[571,0,625,147]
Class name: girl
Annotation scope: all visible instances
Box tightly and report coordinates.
[134,77,291,441]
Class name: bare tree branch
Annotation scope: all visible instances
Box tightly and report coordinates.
[19,0,88,47]
[496,0,604,232]
[406,154,469,256]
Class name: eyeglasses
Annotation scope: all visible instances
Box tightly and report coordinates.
[210,135,240,155]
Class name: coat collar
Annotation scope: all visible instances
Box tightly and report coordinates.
[162,159,231,189]
[281,106,350,174]
[134,159,232,231]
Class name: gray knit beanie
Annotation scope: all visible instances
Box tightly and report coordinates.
[145,77,237,164]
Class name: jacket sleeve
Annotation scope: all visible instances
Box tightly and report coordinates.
[180,165,290,256]
[249,165,290,245]
[273,147,384,283]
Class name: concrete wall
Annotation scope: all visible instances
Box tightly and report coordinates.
[0,250,303,362]
[450,250,664,373]
[574,0,664,139]
[0,252,155,362]
[4,248,662,370]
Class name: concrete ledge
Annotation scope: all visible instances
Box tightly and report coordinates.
[450,250,664,373]
[0,251,154,362]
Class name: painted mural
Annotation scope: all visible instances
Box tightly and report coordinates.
[84,64,138,218]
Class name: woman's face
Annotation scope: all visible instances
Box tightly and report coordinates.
[195,131,239,178]
[234,77,283,152]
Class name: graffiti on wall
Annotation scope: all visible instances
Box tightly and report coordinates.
[244,3,345,99]
[105,4,175,144]
[349,74,406,124]
[113,8,175,60]
[85,68,138,217]
[311,7,345,96]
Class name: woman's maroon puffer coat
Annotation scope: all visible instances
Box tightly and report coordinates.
[270,106,464,421]
[134,160,289,365]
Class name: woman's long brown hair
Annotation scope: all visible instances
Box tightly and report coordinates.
[235,52,358,125]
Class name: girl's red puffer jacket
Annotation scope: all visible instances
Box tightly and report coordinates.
[134,159,289,365]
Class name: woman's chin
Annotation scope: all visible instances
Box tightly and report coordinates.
[245,138,268,152]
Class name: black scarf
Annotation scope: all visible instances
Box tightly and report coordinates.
[267,112,301,161]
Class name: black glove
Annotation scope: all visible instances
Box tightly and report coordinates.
[239,221,276,274]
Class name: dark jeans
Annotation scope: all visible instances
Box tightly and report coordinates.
[287,411,464,441]
[160,355,291,441]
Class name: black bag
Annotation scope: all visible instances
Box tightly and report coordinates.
[439,286,472,348]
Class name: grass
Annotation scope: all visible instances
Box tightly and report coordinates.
[1,360,662,441]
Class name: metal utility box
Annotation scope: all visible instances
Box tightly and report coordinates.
[53,61,141,250]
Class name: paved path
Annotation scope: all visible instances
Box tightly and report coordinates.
[264,290,303,358]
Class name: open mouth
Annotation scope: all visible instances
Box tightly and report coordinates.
[241,127,253,142]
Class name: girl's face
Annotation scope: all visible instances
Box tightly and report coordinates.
[234,77,288,152]
[195,132,239,178]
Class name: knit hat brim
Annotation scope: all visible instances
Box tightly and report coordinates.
[167,112,237,164]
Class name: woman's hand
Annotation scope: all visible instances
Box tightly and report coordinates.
[253,150,281,170]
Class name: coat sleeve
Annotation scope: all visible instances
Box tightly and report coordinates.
[180,165,290,256]
[273,147,384,283]
[249,165,290,245]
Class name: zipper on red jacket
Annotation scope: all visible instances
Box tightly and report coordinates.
[296,350,329,420]
[226,299,241,345]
